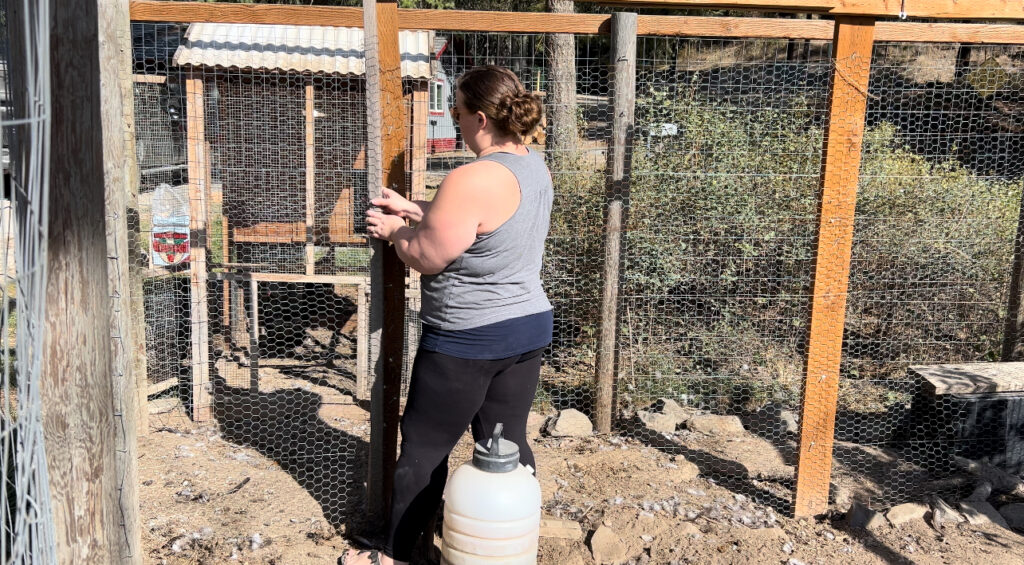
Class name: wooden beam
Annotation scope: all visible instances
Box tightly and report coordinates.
[186,74,212,422]
[129,2,1024,42]
[596,12,637,435]
[305,81,316,276]
[105,0,145,557]
[793,16,875,518]
[208,271,369,286]
[43,0,124,559]
[132,73,166,84]
[577,0,1024,20]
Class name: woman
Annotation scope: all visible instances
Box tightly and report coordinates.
[341,65,554,565]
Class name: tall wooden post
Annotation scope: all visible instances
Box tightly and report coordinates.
[186,74,212,422]
[1001,189,1024,361]
[43,0,131,560]
[794,17,875,518]
[365,0,407,527]
[546,0,578,166]
[104,0,142,559]
[595,13,637,435]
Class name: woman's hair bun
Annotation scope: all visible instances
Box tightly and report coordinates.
[495,90,544,139]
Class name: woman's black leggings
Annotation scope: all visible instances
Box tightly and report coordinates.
[382,346,544,562]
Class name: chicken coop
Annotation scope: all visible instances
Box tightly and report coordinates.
[145,23,435,420]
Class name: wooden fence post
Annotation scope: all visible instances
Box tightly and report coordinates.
[794,16,875,518]
[186,74,212,422]
[1000,189,1024,361]
[43,0,131,560]
[364,0,407,528]
[595,12,637,434]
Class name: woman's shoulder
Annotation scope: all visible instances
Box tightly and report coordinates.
[445,159,517,190]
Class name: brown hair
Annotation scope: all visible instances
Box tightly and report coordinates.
[456,65,544,139]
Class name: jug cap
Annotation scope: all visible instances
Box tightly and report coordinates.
[473,423,519,473]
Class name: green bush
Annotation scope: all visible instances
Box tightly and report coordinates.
[541,87,1023,414]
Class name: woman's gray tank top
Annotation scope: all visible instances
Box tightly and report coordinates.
[419,148,553,331]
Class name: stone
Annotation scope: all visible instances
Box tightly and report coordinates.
[928,496,965,532]
[885,502,928,526]
[694,435,794,480]
[527,412,548,439]
[590,525,628,564]
[652,398,698,426]
[685,414,746,437]
[779,410,799,434]
[998,503,1024,530]
[548,409,593,437]
[959,501,1009,529]
[637,410,678,435]
[845,502,887,531]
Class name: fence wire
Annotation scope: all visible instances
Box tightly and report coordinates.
[1,0,56,562]
[125,15,1024,562]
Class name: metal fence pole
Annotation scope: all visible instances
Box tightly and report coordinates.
[595,12,637,434]
[793,16,876,518]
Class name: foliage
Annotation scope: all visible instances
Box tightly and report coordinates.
[542,83,1023,414]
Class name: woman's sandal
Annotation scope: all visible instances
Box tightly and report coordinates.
[338,548,383,565]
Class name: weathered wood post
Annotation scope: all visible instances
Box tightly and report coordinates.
[185,73,212,422]
[43,0,137,560]
[595,12,637,435]
[364,0,407,527]
[104,0,143,559]
[794,16,875,518]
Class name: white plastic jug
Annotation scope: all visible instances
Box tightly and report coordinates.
[441,423,542,565]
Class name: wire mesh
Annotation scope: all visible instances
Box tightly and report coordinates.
[1,0,57,561]
[834,42,1024,508]
[124,13,1024,562]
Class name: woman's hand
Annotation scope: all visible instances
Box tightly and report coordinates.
[371,187,420,220]
[366,209,407,242]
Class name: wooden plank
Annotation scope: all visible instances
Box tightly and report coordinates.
[148,397,181,415]
[356,282,370,400]
[305,81,316,275]
[638,15,833,39]
[579,0,1024,20]
[186,74,212,422]
[248,278,260,393]
[595,12,637,434]
[41,0,125,558]
[130,1,364,26]
[410,84,428,203]
[148,377,180,397]
[1003,186,1024,360]
[128,2,1024,43]
[132,73,166,84]
[875,22,1024,45]
[208,271,369,286]
[793,16,875,519]
[233,222,305,243]
[365,0,408,529]
[912,363,1024,396]
[539,518,584,540]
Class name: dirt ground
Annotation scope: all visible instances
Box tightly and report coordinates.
[140,401,1024,565]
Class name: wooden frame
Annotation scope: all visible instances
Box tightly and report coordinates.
[131,1,1024,42]
[575,0,1024,19]
[793,16,875,518]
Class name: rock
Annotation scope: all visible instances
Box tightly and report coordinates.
[679,522,701,537]
[637,410,678,435]
[999,503,1024,530]
[590,525,628,564]
[959,501,1009,529]
[845,502,887,531]
[527,412,548,439]
[781,541,794,554]
[885,502,928,526]
[685,414,746,437]
[651,398,698,426]
[779,410,799,434]
[548,409,593,437]
[927,496,965,532]
[966,481,993,502]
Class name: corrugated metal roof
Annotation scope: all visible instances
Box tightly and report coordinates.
[173,23,432,78]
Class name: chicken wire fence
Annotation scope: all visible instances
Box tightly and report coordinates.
[124,17,1024,545]
[1,0,57,562]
